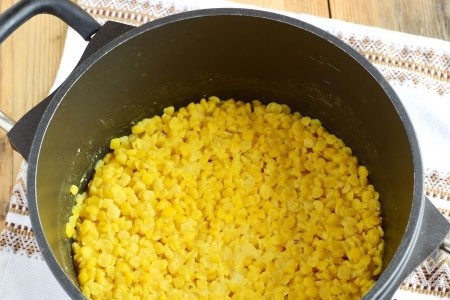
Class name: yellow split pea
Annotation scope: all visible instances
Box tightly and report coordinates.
[66,97,384,300]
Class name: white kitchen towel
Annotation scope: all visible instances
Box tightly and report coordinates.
[1,0,449,299]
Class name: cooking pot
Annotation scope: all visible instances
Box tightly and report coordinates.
[1,0,449,299]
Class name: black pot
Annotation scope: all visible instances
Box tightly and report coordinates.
[1,1,449,299]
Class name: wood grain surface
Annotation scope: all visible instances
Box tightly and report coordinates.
[0,0,449,231]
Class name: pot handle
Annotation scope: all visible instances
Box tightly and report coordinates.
[402,197,450,276]
[0,0,101,43]
[0,111,15,132]
[0,0,102,152]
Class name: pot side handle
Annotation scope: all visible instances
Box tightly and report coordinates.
[403,197,450,277]
[0,0,101,153]
[0,0,101,43]
[0,0,134,159]
[6,21,134,159]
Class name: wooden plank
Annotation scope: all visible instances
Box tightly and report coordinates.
[0,1,14,227]
[234,0,330,16]
[0,0,66,231]
[329,0,450,41]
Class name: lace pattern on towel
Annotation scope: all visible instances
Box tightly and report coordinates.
[0,162,42,260]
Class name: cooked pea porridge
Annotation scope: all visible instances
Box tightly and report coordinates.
[66,97,384,300]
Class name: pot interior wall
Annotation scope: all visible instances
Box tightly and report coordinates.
[36,14,414,292]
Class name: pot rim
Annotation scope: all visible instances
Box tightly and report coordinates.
[27,8,423,299]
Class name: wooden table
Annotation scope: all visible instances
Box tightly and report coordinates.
[0,0,449,230]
